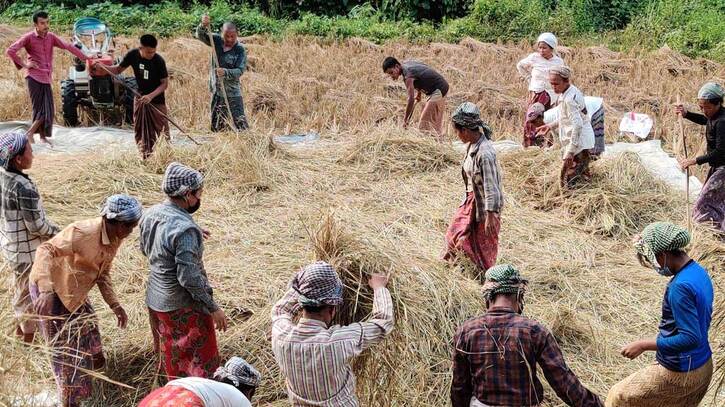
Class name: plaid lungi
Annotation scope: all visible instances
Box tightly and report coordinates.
[134,99,170,159]
[26,77,54,138]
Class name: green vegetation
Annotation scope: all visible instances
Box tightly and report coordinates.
[1,0,723,61]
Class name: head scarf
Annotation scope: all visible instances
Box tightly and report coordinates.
[162,162,204,197]
[634,222,691,268]
[0,131,28,170]
[482,264,528,301]
[526,103,545,123]
[100,194,143,223]
[291,261,344,307]
[697,82,724,100]
[213,356,261,388]
[549,65,572,80]
[537,32,557,50]
[451,102,493,139]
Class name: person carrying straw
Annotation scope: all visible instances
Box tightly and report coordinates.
[675,81,725,233]
[195,15,249,132]
[140,162,227,380]
[0,131,59,344]
[271,261,394,406]
[606,222,713,407]
[105,34,170,159]
[451,264,603,407]
[443,102,503,273]
[29,194,142,407]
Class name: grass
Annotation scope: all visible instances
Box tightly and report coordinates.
[0,31,722,406]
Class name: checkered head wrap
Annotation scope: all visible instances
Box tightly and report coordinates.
[100,194,143,223]
[291,261,344,307]
[0,131,28,170]
[451,102,493,139]
[634,222,691,268]
[162,162,204,197]
[550,65,572,79]
[526,102,545,122]
[482,264,528,301]
[213,356,261,388]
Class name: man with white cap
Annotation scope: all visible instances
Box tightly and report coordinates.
[139,356,261,406]
[140,162,227,380]
[271,261,394,406]
[536,66,595,187]
[0,130,59,343]
[30,193,142,407]
[516,32,565,147]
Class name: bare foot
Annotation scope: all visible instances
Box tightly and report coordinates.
[39,137,53,146]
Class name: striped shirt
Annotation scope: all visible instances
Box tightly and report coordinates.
[0,168,59,264]
[461,136,504,222]
[271,287,395,406]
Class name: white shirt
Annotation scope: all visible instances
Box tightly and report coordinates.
[167,377,251,407]
[516,52,565,93]
[551,85,595,156]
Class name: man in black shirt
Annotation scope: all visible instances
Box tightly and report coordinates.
[106,34,169,159]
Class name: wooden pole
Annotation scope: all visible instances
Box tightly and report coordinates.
[206,23,239,133]
[677,95,692,233]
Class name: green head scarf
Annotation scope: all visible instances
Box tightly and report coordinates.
[634,222,691,268]
[482,264,528,301]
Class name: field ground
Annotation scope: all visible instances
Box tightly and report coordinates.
[0,25,723,406]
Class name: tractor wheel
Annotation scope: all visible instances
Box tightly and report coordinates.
[61,79,79,127]
[122,76,138,126]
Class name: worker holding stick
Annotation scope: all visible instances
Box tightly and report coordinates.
[675,82,725,233]
[103,34,170,159]
[196,15,249,132]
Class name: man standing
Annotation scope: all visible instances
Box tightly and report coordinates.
[271,261,394,406]
[0,131,59,343]
[6,10,88,144]
[607,222,713,407]
[105,34,169,159]
[195,15,249,132]
[383,56,449,140]
[536,66,595,187]
[139,162,227,380]
[451,264,603,407]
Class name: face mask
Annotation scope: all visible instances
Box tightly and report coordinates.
[654,265,674,277]
[187,199,201,214]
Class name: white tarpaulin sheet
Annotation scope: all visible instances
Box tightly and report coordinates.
[618,112,654,140]
[0,121,143,154]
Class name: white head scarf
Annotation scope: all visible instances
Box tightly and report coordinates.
[537,32,558,50]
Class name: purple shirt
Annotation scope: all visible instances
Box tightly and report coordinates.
[5,30,87,84]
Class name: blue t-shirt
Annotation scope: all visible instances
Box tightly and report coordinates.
[656,260,713,372]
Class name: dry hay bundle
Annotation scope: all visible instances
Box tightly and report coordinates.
[339,128,459,177]
[346,37,381,51]
[248,77,288,113]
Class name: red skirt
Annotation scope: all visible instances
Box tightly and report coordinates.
[444,192,500,271]
[149,306,220,380]
[138,385,204,407]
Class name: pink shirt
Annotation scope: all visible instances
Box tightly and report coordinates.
[5,30,87,84]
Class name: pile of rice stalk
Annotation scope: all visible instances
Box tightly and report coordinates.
[232,213,486,405]
[502,149,681,238]
[339,128,459,178]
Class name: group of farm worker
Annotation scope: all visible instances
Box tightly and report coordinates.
[5,11,249,158]
[0,8,721,407]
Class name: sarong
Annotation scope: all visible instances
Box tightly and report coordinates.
[26,77,54,138]
[590,105,605,156]
[419,89,446,139]
[134,99,170,159]
[444,192,500,272]
[693,166,725,232]
[30,284,103,406]
[3,262,36,334]
[138,385,204,407]
[149,306,220,380]
[523,90,552,148]
[211,93,249,132]
[561,150,591,187]
[605,359,713,407]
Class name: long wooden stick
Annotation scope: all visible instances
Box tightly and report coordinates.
[677,95,692,232]
[206,24,239,132]
[95,63,201,145]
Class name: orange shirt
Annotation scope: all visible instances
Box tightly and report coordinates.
[30,217,121,312]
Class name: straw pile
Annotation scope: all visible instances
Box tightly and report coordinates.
[0,27,722,406]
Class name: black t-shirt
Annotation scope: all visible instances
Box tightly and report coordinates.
[119,48,168,104]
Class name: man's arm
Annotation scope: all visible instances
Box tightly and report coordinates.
[538,329,604,407]
[403,77,416,126]
[96,267,121,309]
[5,33,30,70]
[141,77,169,103]
[31,226,74,293]
[175,229,219,312]
[195,24,215,47]
[17,183,60,239]
[50,32,87,61]
[223,46,246,81]
[270,286,301,337]
[657,283,702,353]
[450,326,473,407]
